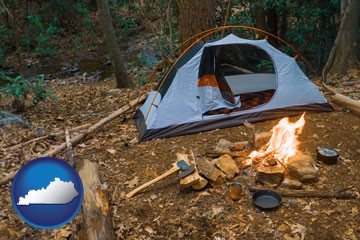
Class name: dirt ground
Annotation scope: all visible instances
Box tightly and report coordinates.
[0,75,359,240]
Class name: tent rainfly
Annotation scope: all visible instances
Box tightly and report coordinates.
[135,34,333,141]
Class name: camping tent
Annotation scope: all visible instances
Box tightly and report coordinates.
[136,33,333,141]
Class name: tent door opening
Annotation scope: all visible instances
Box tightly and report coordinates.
[199,43,278,115]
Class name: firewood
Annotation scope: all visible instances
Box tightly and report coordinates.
[205,149,248,158]
[248,187,356,199]
[212,154,239,180]
[195,156,226,185]
[77,160,115,240]
[43,93,149,157]
[177,153,201,188]
[189,151,208,190]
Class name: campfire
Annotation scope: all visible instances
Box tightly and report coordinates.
[248,113,306,167]
[241,113,319,188]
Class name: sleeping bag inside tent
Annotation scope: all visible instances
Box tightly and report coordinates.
[135,33,333,141]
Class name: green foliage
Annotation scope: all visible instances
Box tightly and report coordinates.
[0,73,57,111]
[115,16,137,39]
[27,16,60,56]
[256,60,275,73]
[0,73,29,110]
[31,75,58,105]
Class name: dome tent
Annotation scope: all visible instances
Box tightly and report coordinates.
[136,33,333,141]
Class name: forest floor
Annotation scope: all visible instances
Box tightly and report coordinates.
[0,61,359,239]
[0,70,360,240]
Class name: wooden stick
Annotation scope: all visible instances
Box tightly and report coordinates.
[43,93,148,157]
[65,127,75,167]
[126,165,180,199]
[248,187,356,199]
[7,123,91,151]
[0,170,17,186]
[77,160,115,240]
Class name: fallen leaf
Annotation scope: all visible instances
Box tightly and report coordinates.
[283,234,298,240]
[212,206,224,215]
[55,226,72,240]
[126,177,139,188]
[278,224,288,232]
[106,148,116,155]
[229,224,239,230]
[285,221,306,240]
[322,209,335,216]
[345,228,353,236]
[351,207,358,216]
[144,226,154,234]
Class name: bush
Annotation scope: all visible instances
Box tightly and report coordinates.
[0,73,57,111]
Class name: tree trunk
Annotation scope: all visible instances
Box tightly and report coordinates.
[254,1,266,33]
[266,8,278,46]
[178,0,216,43]
[96,0,134,88]
[330,0,360,75]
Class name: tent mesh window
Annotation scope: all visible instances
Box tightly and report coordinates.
[204,44,277,115]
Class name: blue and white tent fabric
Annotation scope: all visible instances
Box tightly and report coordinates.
[136,34,333,141]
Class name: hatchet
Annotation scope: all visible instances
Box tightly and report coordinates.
[125,160,196,198]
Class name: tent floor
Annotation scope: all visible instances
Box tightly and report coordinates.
[204,89,276,115]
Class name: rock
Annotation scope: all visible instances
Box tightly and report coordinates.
[287,151,318,182]
[254,131,272,148]
[280,177,302,189]
[212,155,240,180]
[256,165,285,187]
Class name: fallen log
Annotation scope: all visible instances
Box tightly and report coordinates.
[331,93,360,117]
[248,187,356,199]
[77,160,115,240]
[7,123,91,151]
[43,93,148,157]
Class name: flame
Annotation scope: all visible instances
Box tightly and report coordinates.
[249,113,306,165]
